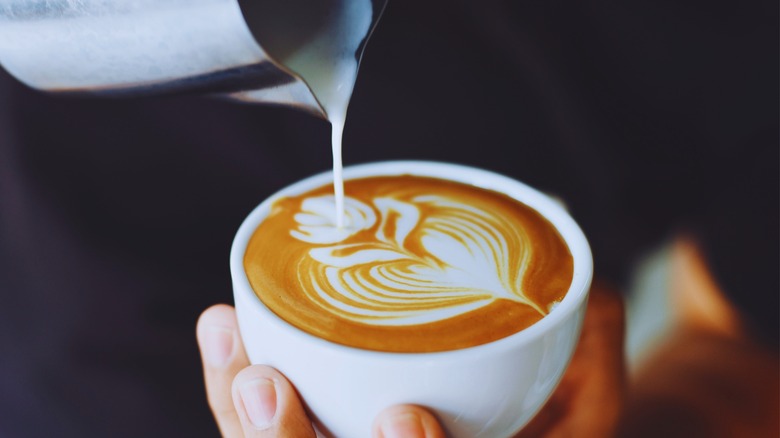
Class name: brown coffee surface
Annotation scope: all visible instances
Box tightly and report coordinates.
[244,175,573,352]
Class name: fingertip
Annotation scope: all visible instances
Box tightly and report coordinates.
[232,365,315,437]
[197,304,243,369]
[197,304,238,332]
[232,365,286,390]
[373,405,445,438]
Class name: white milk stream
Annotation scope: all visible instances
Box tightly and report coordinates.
[264,0,374,228]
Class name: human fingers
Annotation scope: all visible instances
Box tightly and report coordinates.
[516,281,626,438]
[231,365,317,437]
[372,404,446,438]
[196,304,251,437]
[556,281,626,436]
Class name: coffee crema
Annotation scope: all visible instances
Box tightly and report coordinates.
[244,175,573,352]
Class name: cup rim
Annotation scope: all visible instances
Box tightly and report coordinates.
[230,160,593,361]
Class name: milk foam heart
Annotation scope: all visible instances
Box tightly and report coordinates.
[292,194,548,326]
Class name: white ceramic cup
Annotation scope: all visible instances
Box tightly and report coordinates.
[231,161,593,438]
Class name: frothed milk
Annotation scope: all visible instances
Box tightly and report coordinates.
[244,175,573,352]
[273,0,374,227]
[250,0,376,227]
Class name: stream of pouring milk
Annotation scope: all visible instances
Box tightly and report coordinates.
[275,0,373,228]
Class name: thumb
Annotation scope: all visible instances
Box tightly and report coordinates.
[232,365,316,438]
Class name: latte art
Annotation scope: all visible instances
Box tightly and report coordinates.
[293,194,547,326]
[245,175,573,352]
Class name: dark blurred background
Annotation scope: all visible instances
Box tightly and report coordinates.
[0,0,776,436]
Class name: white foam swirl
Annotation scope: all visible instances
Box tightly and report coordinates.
[290,195,376,244]
[291,195,545,326]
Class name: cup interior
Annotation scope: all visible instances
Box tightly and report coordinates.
[230,160,593,359]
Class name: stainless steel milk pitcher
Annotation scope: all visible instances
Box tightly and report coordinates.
[0,0,385,118]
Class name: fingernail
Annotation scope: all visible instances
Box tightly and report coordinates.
[380,412,425,438]
[202,326,234,367]
[240,378,277,429]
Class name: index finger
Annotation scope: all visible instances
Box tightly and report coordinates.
[197,304,251,437]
